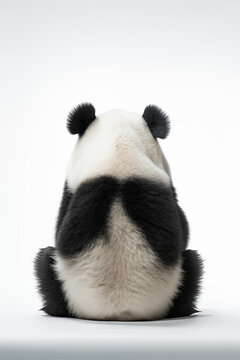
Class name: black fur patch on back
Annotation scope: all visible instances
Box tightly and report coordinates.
[56,176,120,256]
[55,182,73,238]
[177,205,189,250]
[121,178,183,266]
[67,103,96,136]
[172,185,189,250]
[143,104,170,139]
[166,249,204,318]
[56,176,187,267]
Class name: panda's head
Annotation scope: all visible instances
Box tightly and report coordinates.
[66,103,171,191]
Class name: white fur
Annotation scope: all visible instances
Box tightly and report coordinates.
[55,200,182,321]
[55,109,180,320]
[66,110,171,192]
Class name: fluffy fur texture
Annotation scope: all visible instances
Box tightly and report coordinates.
[142,104,170,139]
[65,109,170,191]
[122,178,183,266]
[166,250,204,318]
[56,177,185,267]
[34,103,203,321]
[55,182,72,239]
[56,176,119,256]
[55,198,183,320]
[67,103,96,135]
[34,246,71,317]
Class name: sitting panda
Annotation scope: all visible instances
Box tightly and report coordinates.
[34,103,203,321]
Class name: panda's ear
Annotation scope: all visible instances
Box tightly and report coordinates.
[142,105,170,139]
[67,103,96,135]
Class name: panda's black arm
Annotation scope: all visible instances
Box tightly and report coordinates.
[55,182,73,239]
[177,204,189,250]
[171,184,189,250]
[56,176,119,257]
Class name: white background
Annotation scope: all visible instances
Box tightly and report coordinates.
[0,0,239,340]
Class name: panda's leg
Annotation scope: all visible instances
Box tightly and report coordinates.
[166,249,204,318]
[34,246,72,317]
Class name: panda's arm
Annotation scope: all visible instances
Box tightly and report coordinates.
[171,184,189,250]
[122,178,183,267]
[177,204,189,250]
[55,182,73,239]
[56,176,119,257]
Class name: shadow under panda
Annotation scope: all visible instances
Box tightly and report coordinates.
[34,103,204,321]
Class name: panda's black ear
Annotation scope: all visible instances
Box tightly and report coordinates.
[67,103,96,136]
[142,105,170,139]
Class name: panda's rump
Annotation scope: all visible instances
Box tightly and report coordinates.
[55,196,182,321]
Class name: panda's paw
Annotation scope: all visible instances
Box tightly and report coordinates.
[166,249,204,318]
[34,246,72,318]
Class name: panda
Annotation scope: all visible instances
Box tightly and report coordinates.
[34,103,203,321]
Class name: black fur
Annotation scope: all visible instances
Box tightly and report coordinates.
[143,104,170,139]
[122,178,183,266]
[34,246,72,317]
[166,249,204,318]
[55,182,72,238]
[67,102,96,135]
[56,176,120,256]
[172,185,189,249]
[56,176,186,267]
[36,175,202,319]
[177,205,189,250]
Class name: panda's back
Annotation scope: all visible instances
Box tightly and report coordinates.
[55,176,182,321]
